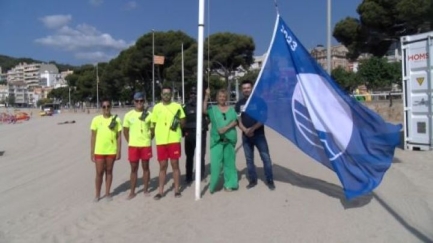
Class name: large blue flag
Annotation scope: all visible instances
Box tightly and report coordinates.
[244,15,402,199]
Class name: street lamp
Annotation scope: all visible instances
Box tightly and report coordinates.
[68,87,71,109]
[326,0,332,73]
[95,63,100,110]
[152,29,155,106]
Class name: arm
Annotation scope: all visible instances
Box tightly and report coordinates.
[90,130,96,162]
[116,130,122,160]
[203,88,210,115]
[150,123,155,139]
[218,120,238,135]
[235,102,248,133]
[180,118,186,129]
[248,98,267,133]
[123,127,129,143]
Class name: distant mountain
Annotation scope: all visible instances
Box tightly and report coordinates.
[0,55,77,73]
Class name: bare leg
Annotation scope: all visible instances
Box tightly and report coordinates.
[142,160,150,196]
[94,160,105,201]
[104,158,115,199]
[158,160,168,195]
[171,159,180,194]
[128,162,139,199]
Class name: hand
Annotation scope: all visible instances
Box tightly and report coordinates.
[246,128,255,137]
[91,154,95,162]
[205,88,210,97]
[116,153,121,161]
[218,127,228,135]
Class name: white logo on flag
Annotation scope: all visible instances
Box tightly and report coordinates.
[292,73,353,161]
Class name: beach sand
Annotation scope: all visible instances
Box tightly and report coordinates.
[0,109,432,243]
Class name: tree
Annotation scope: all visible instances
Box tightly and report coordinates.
[333,0,432,60]
[331,67,359,92]
[238,69,260,84]
[37,98,52,107]
[356,57,399,90]
[48,87,70,104]
[204,32,255,90]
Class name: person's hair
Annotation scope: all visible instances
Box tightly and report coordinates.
[241,80,253,87]
[216,89,228,98]
[161,86,172,92]
[100,97,111,104]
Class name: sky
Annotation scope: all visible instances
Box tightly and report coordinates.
[0,0,361,67]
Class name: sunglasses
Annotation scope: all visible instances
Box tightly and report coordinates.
[162,93,172,97]
[222,113,226,120]
[135,99,144,103]
[102,105,111,109]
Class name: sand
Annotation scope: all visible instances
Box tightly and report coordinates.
[0,108,432,243]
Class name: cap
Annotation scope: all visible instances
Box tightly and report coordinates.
[133,92,145,100]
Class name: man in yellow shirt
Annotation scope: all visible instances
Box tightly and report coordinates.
[151,86,186,200]
[90,98,122,202]
[123,92,153,200]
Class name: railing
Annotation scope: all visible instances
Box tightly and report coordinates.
[351,92,403,101]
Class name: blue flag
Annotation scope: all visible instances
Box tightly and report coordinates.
[244,15,402,199]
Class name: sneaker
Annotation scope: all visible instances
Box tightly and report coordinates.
[267,180,276,190]
[246,180,257,189]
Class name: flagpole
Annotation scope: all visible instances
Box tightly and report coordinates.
[152,29,155,105]
[182,43,185,104]
[195,0,205,201]
[96,63,99,110]
[326,0,332,73]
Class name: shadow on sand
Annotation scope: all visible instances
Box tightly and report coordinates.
[241,164,373,209]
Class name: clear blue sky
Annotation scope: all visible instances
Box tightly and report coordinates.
[0,0,360,66]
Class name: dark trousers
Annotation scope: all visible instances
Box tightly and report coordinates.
[184,130,207,181]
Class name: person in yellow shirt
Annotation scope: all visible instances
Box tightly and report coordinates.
[123,92,153,200]
[150,86,186,200]
[90,99,122,202]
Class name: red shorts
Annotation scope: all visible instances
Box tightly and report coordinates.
[94,154,116,160]
[156,143,181,161]
[128,146,152,162]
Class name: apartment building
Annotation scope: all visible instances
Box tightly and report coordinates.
[310,44,350,70]
[7,62,60,89]
[0,85,8,104]
[39,64,60,87]
[8,81,29,106]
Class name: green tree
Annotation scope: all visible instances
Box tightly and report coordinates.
[356,57,399,90]
[204,32,255,90]
[48,87,70,104]
[238,69,260,84]
[331,67,359,92]
[333,0,432,59]
[37,98,52,107]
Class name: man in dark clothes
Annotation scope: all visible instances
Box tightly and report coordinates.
[235,80,275,190]
[183,86,209,184]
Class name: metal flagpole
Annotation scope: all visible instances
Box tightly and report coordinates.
[195,0,205,201]
[96,63,99,109]
[182,43,185,104]
[326,0,332,73]
[152,29,155,105]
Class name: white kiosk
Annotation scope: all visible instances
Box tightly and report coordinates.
[401,31,433,150]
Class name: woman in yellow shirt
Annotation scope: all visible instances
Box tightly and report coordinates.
[90,99,122,202]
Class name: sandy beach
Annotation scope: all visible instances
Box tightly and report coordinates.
[0,109,432,243]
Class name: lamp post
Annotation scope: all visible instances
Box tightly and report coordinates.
[181,42,185,104]
[152,29,155,106]
[95,63,100,110]
[68,87,71,109]
[326,0,332,73]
